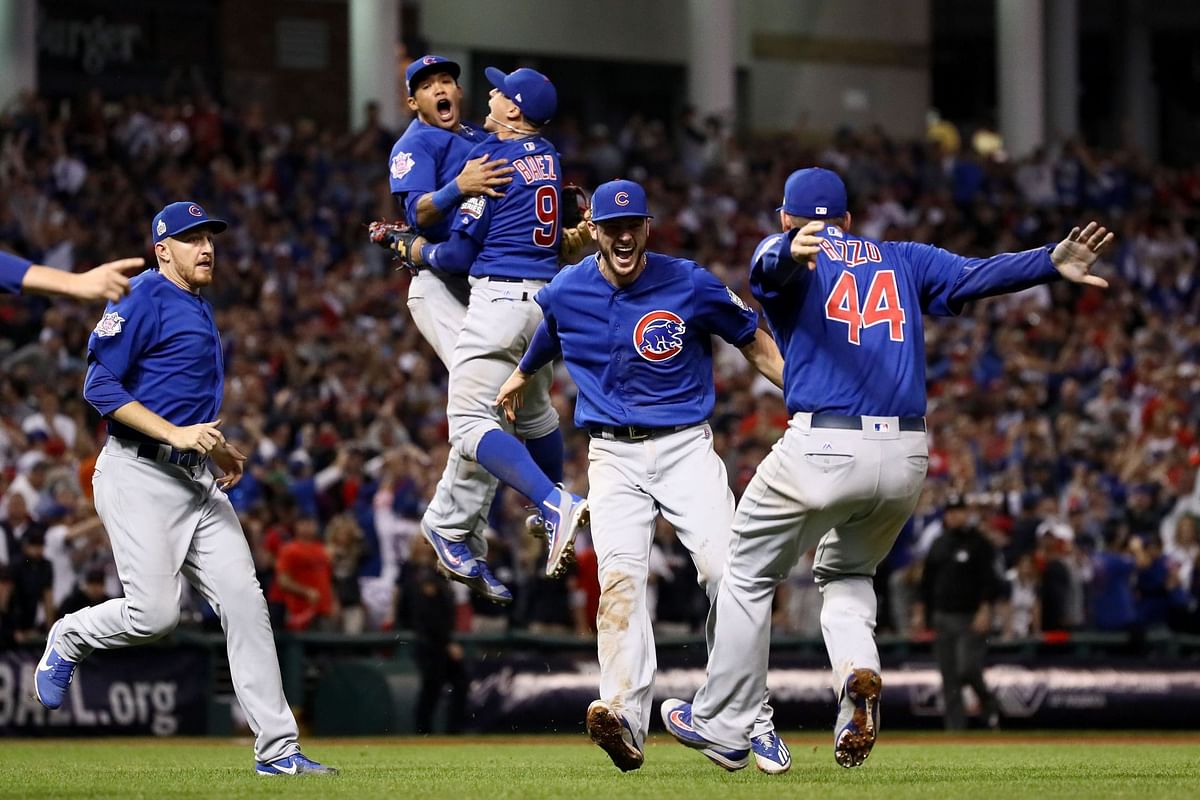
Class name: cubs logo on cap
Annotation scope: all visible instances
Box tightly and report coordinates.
[406,54,461,94]
[634,310,686,362]
[151,201,227,244]
[591,179,653,222]
[778,167,847,219]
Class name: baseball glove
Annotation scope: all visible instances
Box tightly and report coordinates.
[561,184,590,229]
[368,220,423,272]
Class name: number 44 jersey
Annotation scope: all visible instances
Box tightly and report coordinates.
[749,223,1061,417]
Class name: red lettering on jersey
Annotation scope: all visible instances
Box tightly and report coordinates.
[819,238,840,262]
[825,271,862,345]
[823,269,906,345]
[861,270,905,341]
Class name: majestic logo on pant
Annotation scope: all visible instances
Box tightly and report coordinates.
[633,310,686,362]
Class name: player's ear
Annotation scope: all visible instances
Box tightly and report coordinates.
[841,211,852,233]
[779,210,789,232]
[406,95,418,112]
[154,240,170,265]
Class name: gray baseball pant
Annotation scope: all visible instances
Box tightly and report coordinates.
[588,424,775,747]
[55,437,299,763]
[408,270,498,549]
[692,412,928,749]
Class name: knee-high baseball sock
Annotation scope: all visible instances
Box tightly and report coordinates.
[476,430,556,507]
[820,577,881,688]
[523,429,564,485]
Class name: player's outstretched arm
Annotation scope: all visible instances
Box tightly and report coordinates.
[1051,221,1114,287]
[738,328,785,389]
[22,258,145,301]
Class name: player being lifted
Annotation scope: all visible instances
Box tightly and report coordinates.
[495,180,793,774]
[384,66,589,578]
[379,54,516,603]
[661,167,1113,769]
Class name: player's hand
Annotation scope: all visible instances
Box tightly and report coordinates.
[168,419,226,455]
[1051,221,1113,288]
[68,258,146,301]
[368,221,427,272]
[789,220,826,269]
[211,441,248,490]
[456,156,513,198]
[495,369,531,422]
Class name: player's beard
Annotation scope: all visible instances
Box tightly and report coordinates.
[600,239,646,285]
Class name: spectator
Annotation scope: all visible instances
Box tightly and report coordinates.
[274,516,336,631]
[57,567,111,618]
[8,529,54,642]
[327,513,366,633]
[397,537,469,735]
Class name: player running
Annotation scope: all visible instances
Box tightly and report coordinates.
[34,202,335,777]
[661,167,1113,769]
[495,180,792,774]
[386,67,588,578]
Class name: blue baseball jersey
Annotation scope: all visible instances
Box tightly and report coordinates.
[535,252,759,428]
[83,270,224,439]
[750,225,1060,417]
[388,119,484,242]
[451,134,561,281]
[0,250,32,293]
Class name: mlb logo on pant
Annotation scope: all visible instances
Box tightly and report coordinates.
[873,422,890,432]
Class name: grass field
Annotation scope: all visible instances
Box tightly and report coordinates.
[1,732,1197,799]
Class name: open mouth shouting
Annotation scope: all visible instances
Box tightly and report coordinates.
[435,97,454,123]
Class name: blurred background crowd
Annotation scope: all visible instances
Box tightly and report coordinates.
[2,88,1199,650]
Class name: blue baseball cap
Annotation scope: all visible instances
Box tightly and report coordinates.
[406,54,460,95]
[151,202,227,244]
[484,66,557,126]
[590,179,654,222]
[779,167,848,219]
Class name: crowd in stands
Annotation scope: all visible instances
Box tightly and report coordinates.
[2,87,1200,650]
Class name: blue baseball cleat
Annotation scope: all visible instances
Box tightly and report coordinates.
[751,730,792,774]
[421,521,480,580]
[834,667,882,768]
[540,485,588,577]
[34,620,77,710]
[255,753,338,776]
[438,558,513,606]
[659,698,749,771]
[586,699,644,772]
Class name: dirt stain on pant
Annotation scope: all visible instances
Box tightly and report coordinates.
[596,570,637,703]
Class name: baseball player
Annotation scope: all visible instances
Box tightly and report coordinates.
[387,67,588,578]
[384,54,516,603]
[34,202,335,777]
[1,249,144,301]
[495,180,792,774]
[661,167,1113,769]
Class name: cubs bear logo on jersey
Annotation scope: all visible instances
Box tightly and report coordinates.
[390,151,415,180]
[634,310,686,362]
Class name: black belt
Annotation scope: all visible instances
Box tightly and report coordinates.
[484,275,526,283]
[589,424,694,442]
[120,438,208,468]
[810,413,926,433]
